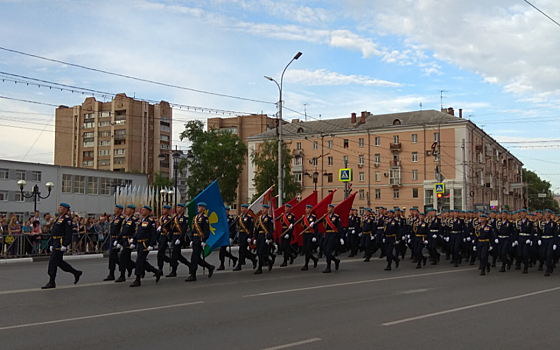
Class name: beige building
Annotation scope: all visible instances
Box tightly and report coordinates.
[207,114,277,212]
[54,94,172,182]
[246,109,524,213]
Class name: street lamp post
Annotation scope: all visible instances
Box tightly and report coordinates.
[313,171,319,192]
[17,180,54,213]
[172,148,181,210]
[265,51,302,206]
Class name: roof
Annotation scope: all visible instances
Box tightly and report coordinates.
[247,110,462,140]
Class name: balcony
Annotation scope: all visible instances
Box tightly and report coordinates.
[389,167,401,187]
[389,160,401,168]
[390,142,402,152]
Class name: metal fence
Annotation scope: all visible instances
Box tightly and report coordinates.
[0,233,111,259]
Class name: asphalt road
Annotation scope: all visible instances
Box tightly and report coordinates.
[1,252,560,350]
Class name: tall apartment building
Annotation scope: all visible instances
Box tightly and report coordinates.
[207,114,277,213]
[54,94,172,182]
[246,109,524,213]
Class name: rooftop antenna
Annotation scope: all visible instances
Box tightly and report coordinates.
[419,102,423,111]
[303,103,309,121]
[439,90,448,110]
[319,114,322,120]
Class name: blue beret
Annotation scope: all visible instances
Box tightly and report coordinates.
[285,204,292,208]
[394,207,401,211]
[520,209,527,212]
[306,204,313,208]
[529,212,536,215]
[225,206,231,210]
[263,204,270,209]
[536,210,542,213]
[419,212,425,216]
[60,203,70,209]
[545,209,553,213]
[127,204,136,209]
[163,205,171,210]
[351,208,356,211]
[480,214,488,218]
[115,204,124,210]
[143,205,152,211]
[366,208,373,212]
[241,204,249,208]
[388,209,395,213]
[328,204,335,208]
[177,203,185,207]
[198,202,207,207]
[380,206,386,210]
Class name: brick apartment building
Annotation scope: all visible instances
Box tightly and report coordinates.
[54,94,172,182]
[246,109,524,213]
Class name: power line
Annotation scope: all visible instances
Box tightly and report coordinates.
[0,46,275,105]
[524,0,560,27]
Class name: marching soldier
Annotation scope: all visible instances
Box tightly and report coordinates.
[427,209,442,265]
[375,207,387,258]
[474,213,494,276]
[412,212,428,268]
[279,204,296,267]
[104,204,125,281]
[186,202,216,282]
[166,203,191,277]
[538,209,557,277]
[156,205,173,273]
[301,204,319,270]
[362,208,376,262]
[348,209,361,257]
[323,204,342,273]
[495,211,513,272]
[115,204,137,283]
[254,204,274,275]
[449,210,464,267]
[218,207,239,270]
[234,204,257,271]
[130,205,162,287]
[41,203,82,289]
[383,209,400,271]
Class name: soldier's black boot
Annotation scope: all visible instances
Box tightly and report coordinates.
[254,266,263,275]
[208,266,215,278]
[334,258,340,271]
[73,270,83,284]
[185,274,197,282]
[103,270,115,281]
[41,276,56,289]
[129,277,141,287]
[416,262,422,269]
[280,258,288,267]
[166,269,177,278]
[233,264,242,271]
[232,257,238,268]
[499,265,506,273]
[423,257,427,266]
[544,269,551,277]
[538,263,544,271]
[384,264,391,271]
[301,264,309,271]
[395,258,400,268]
[217,264,225,271]
[115,273,126,282]
[323,264,332,273]
[290,254,295,265]
[312,257,318,268]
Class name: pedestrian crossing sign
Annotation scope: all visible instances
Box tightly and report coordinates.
[435,183,445,193]
[339,168,352,182]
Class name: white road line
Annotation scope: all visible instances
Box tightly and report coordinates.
[0,301,204,331]
[382,286,560,326]
[0,281,114,295]
[244,268,476,297]
[261,338,321,350]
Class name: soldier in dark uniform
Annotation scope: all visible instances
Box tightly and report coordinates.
[279,204,296,266]
[348,209,361,257]
[449,210,464,267]
[301,204,319,270]
[115,204,137,283]
[362,208,377,262]
[375,207,387,258]
[218,206,239,270]
[412,212,429,268]
[538,209,557,277]
[186,202,216,282]
[495,211,513,272]
[474,214,494,276]
[41,203,82,289]
[156,204,173,273]
[104,204,125,281]
[234,204,257,271]
[323,204,342,273]
[254,204,274,275]
[166,203,191,277]
[427,209,442,265]
[383,209,400,271]
[130,205,162,287]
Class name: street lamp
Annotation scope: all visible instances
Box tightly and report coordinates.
[313,171,319,192]
[172,149,181,210]
[265,51,302,206]
[17,180,54,213]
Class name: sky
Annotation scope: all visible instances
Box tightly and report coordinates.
[0,0,559,190]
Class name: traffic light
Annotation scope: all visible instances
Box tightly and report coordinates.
[436,192,443,211]
[437,193,443,199]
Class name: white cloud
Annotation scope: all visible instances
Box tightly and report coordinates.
[285,69,402,87]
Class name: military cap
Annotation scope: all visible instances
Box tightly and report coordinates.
[143,205,152,211]
[286,204,292,208]
[177,203,185,208]
[419,212,425,216]
[241,204,249,208]
[198,202,207,207]
[115,204,124,210]
[328,204,335,208]
[480,214,488,218]
[380,206,387,210]
[163,205,172,209]
[388,209,395,213]
[263,204,270,209]
[60,203,70,209]
[225,206,230,210]
[127,204,136,209]
[306,204,313,208]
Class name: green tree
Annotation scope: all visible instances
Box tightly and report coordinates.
[152,171,174,188]
[251,139,302,202]
[179,120,247,203]
[524,169,559,211]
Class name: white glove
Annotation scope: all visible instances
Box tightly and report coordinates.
[463,238,466,242]
[201,242,206,248]
[157,226,162,232]
[247,238,252,243]
[312,237,317,243]
[396,241,400,244]
[445,237,449,242]
[473,246,477,251]
[310,222,314,227]
[489,246,493,251]
[512,242,516,247]
[253,239,257,245]
[352,230,355,234]
[554,245,557,251]
[49,246,53,252]
[113,240,118,247]
[167,242,172,248]
[117,244,122,250]
[340,239,345,245]
[190,242,194,248]
[359,233,363,237]
[288,224,293,230]
[371,235,375,241]
[424,240,428,245]
[526,239,531,245]
[495,239,499,244]
[284,234,290,239]
[148,246,153,251]
[60,246,67,252]
[538,240,542,246]
[432,235,437,239]
[383,238,386,243]
[230,238,234,245]
[467,237,471,242]
[265,239,270,245]
[407,239,411,244]
[175,239,181,245]
[130,244,135,249]
[129,238,134,244]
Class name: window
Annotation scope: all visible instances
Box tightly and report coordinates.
[358,189,365,200]
[343,139,349,148]
[313,141,318,150]
[221,126,238,134]
[16,170,25,180]
[83,132,94,138]
[0,168,8,179]
[98,159,111,166]
[83,122,95,128]
[83,141,94,147]
[88,177,98,195]
[327,140,333,149]
[374,154,380,165]
[84,113,95,120]
[359,155,364,165]
[161,135,169,142]
[114,118,126,125]
[375,189,381,199]
[293,173,303,183]
[375,137,380,146]
[425,189,434,206]
[412,188,419,198]
[114,158,126,165]
[412,152,418,162]
[114,149,126,155]
[393,135,399,144]
[454,189,462,210]
[412,169,418,181]
[98,149,110,156]
[293,156,302,166]
[328,157,333,166]
[412,134,418,143]
[375,171,380,182]
[393,188,400,199]
[359,207,364,216]
[312,157,318,167]
[98,121,112,127]
[359,138,364,147]
[98,111,111,118]
[62,174,72,193]
[82,161,93,166]
[296,142,302,150]
[100,178,111,195]
[83,151,93,158]
[434,132,439,142]
[74,175,85,194]
[327,173,333,183]
[161,125,170,132]
[359,172,365,182]
[31,171,41,182]
[161,144,170,150]
[0,191,7,201]
[15,192,24,202]
[99,140,111,147]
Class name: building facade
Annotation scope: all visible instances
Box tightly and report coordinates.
[246,109,524,213]
[54,94,172,182]
[207,114,276,213]
[0,159,147,220]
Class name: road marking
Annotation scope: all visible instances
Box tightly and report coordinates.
[244,268,476,297]
[0,281,114,295]
[382,286,560,326]
[261,338,321,350]
[398,288,429,294]
[0,301,204,331]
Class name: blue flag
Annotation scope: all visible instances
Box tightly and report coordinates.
[187,180,229,257]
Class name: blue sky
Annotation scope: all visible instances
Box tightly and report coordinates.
[1,0,559,190]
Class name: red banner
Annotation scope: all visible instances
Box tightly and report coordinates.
[334,192,357,228]
[273,196,299,241]
[289,191,318,246]
[310,190,336,234]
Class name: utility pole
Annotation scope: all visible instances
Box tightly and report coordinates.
[462,139,467,210]
[344,158,349,199]
[439,90,448,110]
[303,103,309,122]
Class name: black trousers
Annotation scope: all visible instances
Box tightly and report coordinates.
[135,244,158,278]
[48,249,77,278]
[413,237,425,263]
[364,233,375,259]
[190,237,213,276]
[302,233,316,265]
[375,230,386,256]
[516,237,531,268]
[170,243,191,272]
[157,235,171,270]
[238,232,255,265]
[450,233,462,263]
[107,239,120,272]
[256,236,269,268]
[219,245,236,265]
[118,248,136,275]
[497,238,511,267]
[477,242,489,271]
[349,231,359,255]
[539,238,554,270]
[280,234,294,262]
[385,238,398,266]
[323,234,339,269]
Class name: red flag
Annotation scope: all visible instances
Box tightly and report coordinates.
[288,191,318,246]
[334,192,357,228]
[309,190,336,234]
[273,197,298,241]
[274,196,298,219]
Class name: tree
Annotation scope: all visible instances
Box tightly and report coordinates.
[179,120,247,204]
[524,169,559,211]
[152,171,174,188]
[251,139,302,202]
